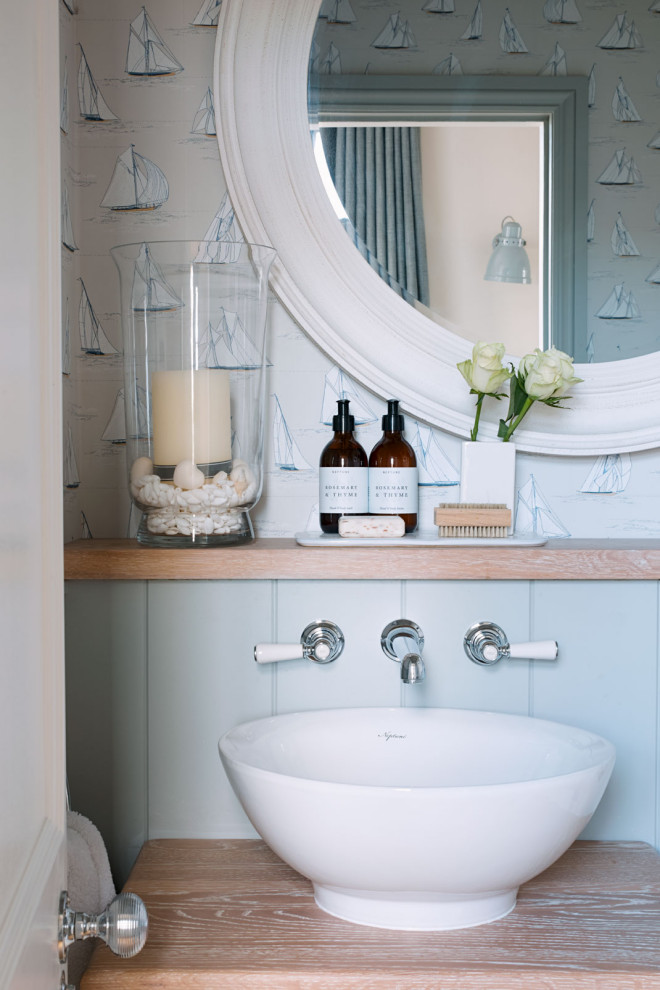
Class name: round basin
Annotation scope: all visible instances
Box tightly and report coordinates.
[218,707,615,931]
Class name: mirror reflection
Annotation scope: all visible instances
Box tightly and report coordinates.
[316,119,544,356]
[308,1,659,365]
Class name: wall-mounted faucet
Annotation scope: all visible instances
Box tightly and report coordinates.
[381,619,425,684]
[463,621,558,666]
[254,619,345,665]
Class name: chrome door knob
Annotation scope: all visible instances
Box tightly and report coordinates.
[58,890,148,961]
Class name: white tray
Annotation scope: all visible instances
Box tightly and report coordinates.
[295,531,547,548]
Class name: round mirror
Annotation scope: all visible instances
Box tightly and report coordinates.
[214,0,660,454]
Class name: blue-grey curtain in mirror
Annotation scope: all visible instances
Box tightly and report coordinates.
[321,126,429,307]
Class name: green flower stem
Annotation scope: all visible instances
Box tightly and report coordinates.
[471,393,485,442]
[502,396,535,442]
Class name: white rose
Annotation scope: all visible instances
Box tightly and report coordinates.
[457,341,510,395]
[519,348,582,401]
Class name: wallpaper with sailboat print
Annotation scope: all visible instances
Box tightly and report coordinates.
[60,0,660,542]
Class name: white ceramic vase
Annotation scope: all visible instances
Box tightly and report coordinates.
[459,441,516,534]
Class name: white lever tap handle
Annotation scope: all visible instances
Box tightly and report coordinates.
[254,643,305,664]
[508,640,558,661]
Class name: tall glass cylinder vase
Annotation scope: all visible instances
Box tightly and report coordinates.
[111,241,276,547]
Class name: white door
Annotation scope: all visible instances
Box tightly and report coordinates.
[0,1,67,989]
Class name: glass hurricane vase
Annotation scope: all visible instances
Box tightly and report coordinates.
[111,240,276,547]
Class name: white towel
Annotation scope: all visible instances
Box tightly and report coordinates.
[66,811,116,988]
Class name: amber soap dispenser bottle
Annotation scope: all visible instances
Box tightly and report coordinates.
[319,399,368,533]
[369,399,418,533]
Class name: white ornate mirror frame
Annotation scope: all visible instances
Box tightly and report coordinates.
[214,0,660,455]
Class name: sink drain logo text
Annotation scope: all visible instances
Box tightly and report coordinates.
[378,732,407,742]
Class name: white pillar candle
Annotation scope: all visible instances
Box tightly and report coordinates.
[151,368,231,468]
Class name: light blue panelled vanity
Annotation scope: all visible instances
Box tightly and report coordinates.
[64,538,660,888]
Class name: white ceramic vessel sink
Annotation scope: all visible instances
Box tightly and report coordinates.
[219,707,615,931]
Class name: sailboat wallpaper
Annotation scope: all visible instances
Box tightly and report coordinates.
[612,78,642,123]
[515,476,570,539]
[579,454,632,495]
[196,193,243,262]
[597,13,643,49]
[499,9,528,53]
[322,0,356,24]
[320,367,377,425]
[596,283,641,320]
[540,43,567,77]
[61,183,77,252]
[272,396,312,472]
[543,0,581,25]
[126,7,183,75]
[410,422,459,486]
[60,56,69,133]
[101,387,150,444]
[62,298,71,377]
[191,88,216,136]
[192,0,222,27]
[461,1,482,40]
[60,0,660,541]
[199,309,268,370]
[101,145,169,211]
[434,52,462,75]
[611,214,640,257]
[596,149,642,185]
[64,427,80,490]
[372,14,417,49]
[131,243,183,311]
[79,280,119,355]
[78,45,117,121]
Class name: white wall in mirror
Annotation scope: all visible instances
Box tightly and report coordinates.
[60,0,660,544]
[419,122,543,355]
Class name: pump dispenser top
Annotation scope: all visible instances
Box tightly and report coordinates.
[382,399,405,432]
[333,399,355,433]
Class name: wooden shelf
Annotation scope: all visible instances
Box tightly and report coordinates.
[81,839,660,989]
[63,537,660,581]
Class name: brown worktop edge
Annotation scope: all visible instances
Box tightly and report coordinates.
[63,538,660,581]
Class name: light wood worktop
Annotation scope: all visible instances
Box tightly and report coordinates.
[82,838,660,989]
[63,537,660,580]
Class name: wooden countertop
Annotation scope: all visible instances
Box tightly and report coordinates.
[82,839,660,989]
[63,537,660,580]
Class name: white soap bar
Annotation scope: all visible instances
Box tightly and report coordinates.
[338,515,405,538]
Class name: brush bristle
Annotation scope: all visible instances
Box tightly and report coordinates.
[435,502,511,538]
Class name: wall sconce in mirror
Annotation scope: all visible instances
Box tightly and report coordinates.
[484,217,532,285]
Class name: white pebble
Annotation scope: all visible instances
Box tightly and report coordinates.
[229,459,256,498]
[209,490,230,509]
[143,502,248,539]
[173,460,205,490]
[130,456,154,483]
[146,516,167,534]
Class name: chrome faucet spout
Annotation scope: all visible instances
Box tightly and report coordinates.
[381,619,425,684]
[401,652,425,684]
